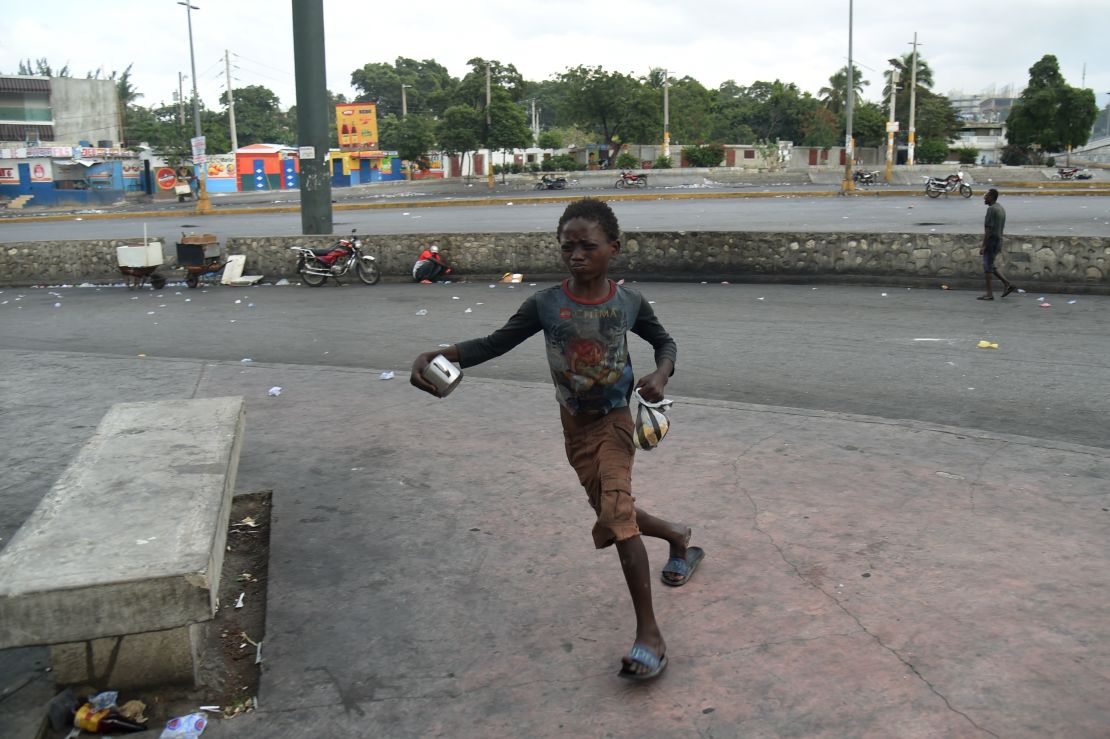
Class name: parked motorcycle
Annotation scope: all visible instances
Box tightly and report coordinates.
[1053,166,1093,180]
[923,171,973,199]
[291,229,380,287]
[534,174,568,190]
[615,171,649,189]
[853,169,879,186]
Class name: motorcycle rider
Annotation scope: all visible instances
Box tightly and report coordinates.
[412,244,453,283]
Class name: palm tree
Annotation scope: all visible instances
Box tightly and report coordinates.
[883,53,934,100]
[819,65,869,115]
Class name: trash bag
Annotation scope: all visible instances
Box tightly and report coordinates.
[632,388,673,451]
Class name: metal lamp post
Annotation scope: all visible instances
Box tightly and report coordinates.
[178,1,211,213]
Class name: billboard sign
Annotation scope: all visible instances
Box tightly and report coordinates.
[336,103,379,150]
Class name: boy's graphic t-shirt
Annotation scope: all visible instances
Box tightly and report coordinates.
[456,280,677,415]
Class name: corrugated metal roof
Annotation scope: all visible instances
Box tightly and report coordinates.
[0,124,55,142]
[0,77,51,93]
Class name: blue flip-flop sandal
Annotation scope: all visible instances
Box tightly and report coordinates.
[661,546,705,587]
[618,643,668,681]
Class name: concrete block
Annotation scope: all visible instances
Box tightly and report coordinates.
[50,623,204,689]
[0,397,245,649]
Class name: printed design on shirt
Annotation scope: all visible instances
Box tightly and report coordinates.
[545,304,631,413]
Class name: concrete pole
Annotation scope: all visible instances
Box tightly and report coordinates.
[663,69,671,160]
[225,50,238,153]
[178,1,211,214]
[178,72,185,125]
[291,0,333,234]
[531,98,538,143]
[908,32,919,167]
[841,0,855,193]
[486,62,493,188]
[885,69,900,183]
[401,84,410,118]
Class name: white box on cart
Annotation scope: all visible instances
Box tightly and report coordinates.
[116,243,164,268]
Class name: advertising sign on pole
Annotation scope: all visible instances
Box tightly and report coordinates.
[190,135,207,164]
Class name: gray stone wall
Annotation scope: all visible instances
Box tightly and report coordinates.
[2,232,1107,289]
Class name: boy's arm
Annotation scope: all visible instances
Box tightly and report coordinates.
[630,298,678,402]
[410,295,542,397]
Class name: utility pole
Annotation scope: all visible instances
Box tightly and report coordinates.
[401,83,411,118]
[531,98,538,143]
[178,1,211,214]
[225,50,237,153]
[841,0,855,193]
[177,72,186,125]
[885,68,900,183]
[907,32,920,167]
[291,0,332,234]
[663,69,671,161]
[486,62,493,188]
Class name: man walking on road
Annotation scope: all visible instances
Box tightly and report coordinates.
[979,188,1016,300]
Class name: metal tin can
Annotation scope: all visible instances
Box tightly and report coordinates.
[422,354,463,397]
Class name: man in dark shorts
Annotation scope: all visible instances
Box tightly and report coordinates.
[979,188,1017,300]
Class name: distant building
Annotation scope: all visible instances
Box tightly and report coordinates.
[0,75,119,146]
[954,122,1007,165]
[945,86,1020,124]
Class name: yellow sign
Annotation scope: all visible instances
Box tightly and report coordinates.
[336,103,379,151]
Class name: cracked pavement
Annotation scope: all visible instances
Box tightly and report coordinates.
[2,282,1109,737]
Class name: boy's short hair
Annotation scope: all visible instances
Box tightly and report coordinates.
[557,198,620,242]
[987,188,999,199]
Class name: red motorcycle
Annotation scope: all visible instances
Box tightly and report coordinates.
[290,229,380,287]
[615,171,648,189]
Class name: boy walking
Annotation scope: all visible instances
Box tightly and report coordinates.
[410,199,704,680]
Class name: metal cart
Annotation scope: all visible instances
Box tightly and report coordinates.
[176,233,226,288]
[116,242,167,290]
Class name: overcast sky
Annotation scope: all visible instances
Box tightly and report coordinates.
[3,0,1108,114]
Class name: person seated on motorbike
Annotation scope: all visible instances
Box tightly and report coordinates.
[412,244,453,284]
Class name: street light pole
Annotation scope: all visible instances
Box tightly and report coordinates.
[401,84,411,118]
[663,69,670,161]
[885,68,900,183]
[178,1,210,213]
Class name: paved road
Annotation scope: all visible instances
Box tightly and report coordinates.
[2,194,1109,242]
[2,280,1107,449]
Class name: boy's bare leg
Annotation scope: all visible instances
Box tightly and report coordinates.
[615,535,664,675]
[635,507,691,560]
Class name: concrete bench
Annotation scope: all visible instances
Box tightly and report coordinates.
[0,397,245,689]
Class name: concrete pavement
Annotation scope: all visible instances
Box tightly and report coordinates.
[2,347,1108,737]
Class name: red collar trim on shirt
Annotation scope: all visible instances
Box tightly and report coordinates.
[561,279,617,305]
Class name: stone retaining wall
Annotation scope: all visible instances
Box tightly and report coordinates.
[2,232,1107,290]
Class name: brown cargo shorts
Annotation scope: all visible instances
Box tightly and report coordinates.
[560,405,639,549]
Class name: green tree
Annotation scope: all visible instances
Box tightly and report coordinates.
[819,64,868,116]
[487,98,532,181]
[437,105,483,170]
[883,53,933,100]
[1007,55,1098,153]
[682,143,724,167]
[708,81,756,143]
[537,129,563,149]
[393,114,436,176]
[221,85,293,145]
[16,58,70,76]
[350,57,456,118]
[555,66,655,161]
[916,139,950,164]
[801,107,839,148]
[850,102,887,148]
